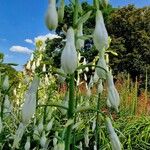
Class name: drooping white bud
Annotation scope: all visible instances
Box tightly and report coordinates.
[98,79,103,94]
[93,71,99,83]
[106,117,122,150]
[76,24,84,50]
[36,58,40,67]
[61,27,78,74]
[33,126,40,141]
[96,55,108,79]
[40,131,47,148]
[22,76,40,125]
[13,123,25,149]
[45,0,58,30]
[3,75,9,90]
[26,61,31,70]
[107,73,120,112]
[46,117,54,131]
[56,141,65,150]
[92,118,96,132]
[24,136,30,150]
[42,64,46,72]
[38,119,44,133]
[79,142,83,150]
[31,61,36,72]
[93,10,108,51]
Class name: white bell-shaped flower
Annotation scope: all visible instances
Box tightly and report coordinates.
[22,76,40,124]
[96,54,108,79]
[106,117,122,150]
[93,10,108,51]
[107,73,120,112]
[46,117,54,131]
[45,0,58,30]
[61,27,78,74]
[38,119,44,133]
[30,53,34,61]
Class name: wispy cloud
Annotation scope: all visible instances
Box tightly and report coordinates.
[10,46,33,54]
[25,39,34,44]
[34,33,61,42]
[0,38,7,42]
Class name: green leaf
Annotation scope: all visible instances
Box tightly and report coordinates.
[76,11,92,27]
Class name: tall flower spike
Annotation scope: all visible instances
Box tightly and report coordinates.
[45,0,58,30]
[93,10,108,51]
[107,73,120,112]
[22,76,40,125]
[106,117,122,150]
[61,27,78,74]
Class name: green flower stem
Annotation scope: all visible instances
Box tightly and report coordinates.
[95,93,101,149]
[65,73,75,150]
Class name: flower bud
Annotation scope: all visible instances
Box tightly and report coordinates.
[57,142,65,150]
[58,0,65,23]
[24,136,30,150]
[76,24,84,50]
[38,119,44,133]
[61,28,78,74]
[31,61,36,72]
[45,0,58,30]
[46,117,54,131]
[40,131,47,148]
[22,76,40,124]
[3,75,9,90]
[98,79,103,94]
[42,64,46,72]
[26,61,31,70]
[107,73,120,112]
[96,55,108,79]
[93,10,108,51]
[13,123,25,149]
[106,117,122,150]
[36,58,40,67]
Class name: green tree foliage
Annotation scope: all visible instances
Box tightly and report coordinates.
[106,5,150,88]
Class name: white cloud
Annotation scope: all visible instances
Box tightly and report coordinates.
[10,46,33,54]
[25,39,34,44]
[34,33,61,43]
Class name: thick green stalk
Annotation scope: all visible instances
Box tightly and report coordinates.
[65,74,75,150]
[95,93,101,149]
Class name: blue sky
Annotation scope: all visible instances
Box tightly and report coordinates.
[0,0,149,70]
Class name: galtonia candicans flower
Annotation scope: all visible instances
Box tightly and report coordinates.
[107,73,120,112]
[61,28,78,74]
[106,117,122,150]
[96,53,108,79]
[22,76,40,124]
[45,0,58,30]
[93,10,108,51]
[76,24,84,50]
